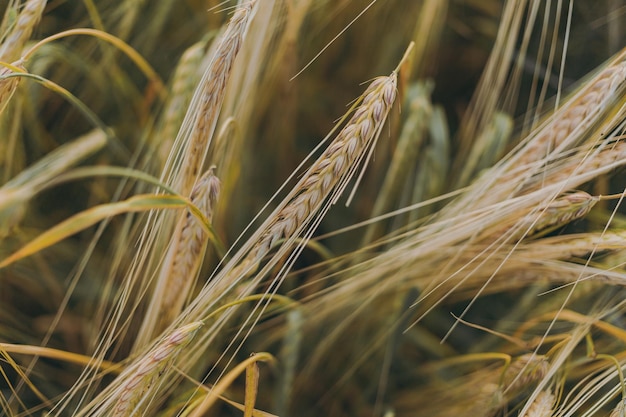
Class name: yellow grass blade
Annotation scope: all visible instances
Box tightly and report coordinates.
[0,194,214,269]
[244,360,259,417]
[188,352,274,417]
[21,28,165,100]
[0,342,118,371]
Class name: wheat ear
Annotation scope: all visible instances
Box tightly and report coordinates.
[170,0,256,196]
[483,191,598,241]
[362,82,432,244]
[503,354,549,393]
[524,192,597,236]
[112,322,202,417]
[515,230,626,261]
[505,50,626,178]
[0,0,46,62]
[230,72,398,279]
[522,390,555,417]
[139,50,406,402]
[521,141,626,195]
[136,168,220,348]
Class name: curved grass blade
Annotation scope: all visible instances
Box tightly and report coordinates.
[0,194,222,269]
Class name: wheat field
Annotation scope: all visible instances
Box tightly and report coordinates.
[0,0,625,416]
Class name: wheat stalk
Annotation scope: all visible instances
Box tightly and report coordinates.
[0,0,46,62]
[145,56,404,398]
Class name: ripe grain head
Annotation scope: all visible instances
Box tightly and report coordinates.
[166,0,257,197]
[504,50,626,181]
[522,390,555,417]
[112,321,203,417]
[0,0,46,62]
[134,168,220,349]
[146,64,402,398]
[229,72,398,280]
